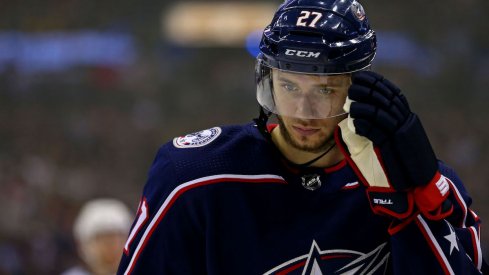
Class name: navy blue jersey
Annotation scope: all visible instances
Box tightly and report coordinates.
[118,123,484,274]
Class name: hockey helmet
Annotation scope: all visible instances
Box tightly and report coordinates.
[256,0,376,119]
[74,198,132,243]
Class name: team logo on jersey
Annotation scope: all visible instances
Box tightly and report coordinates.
[173,127,222,148]
[264,240,390,274]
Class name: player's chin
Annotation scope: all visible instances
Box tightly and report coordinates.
[294,139,328,153]
[292,132,330,152]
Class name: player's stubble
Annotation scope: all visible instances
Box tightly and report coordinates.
[276,115,339,154]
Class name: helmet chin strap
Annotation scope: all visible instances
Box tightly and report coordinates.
[296,142,336,168]
[253,107,273,140]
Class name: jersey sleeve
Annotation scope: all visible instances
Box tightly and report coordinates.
[117,146,206,275]
[389,163,485,274]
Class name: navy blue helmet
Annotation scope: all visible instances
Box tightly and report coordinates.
[257,0,376,74]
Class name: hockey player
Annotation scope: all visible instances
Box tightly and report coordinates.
[64,198,133,275]
[118,0,487,274]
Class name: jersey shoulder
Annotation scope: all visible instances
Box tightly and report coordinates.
[165,122,275,179]
[142,123,277,200]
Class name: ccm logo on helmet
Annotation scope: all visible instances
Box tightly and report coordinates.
[285,49,320,58]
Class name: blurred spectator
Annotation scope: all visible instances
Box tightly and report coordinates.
[62,198,132,275]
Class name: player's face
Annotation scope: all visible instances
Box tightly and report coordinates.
[82,231,127,274]
[271,69,349,119]
[272,70,350,153]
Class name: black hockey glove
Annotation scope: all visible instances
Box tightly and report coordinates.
[335,71,452,221]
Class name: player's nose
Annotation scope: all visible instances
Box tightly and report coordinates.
[293,95,319,119]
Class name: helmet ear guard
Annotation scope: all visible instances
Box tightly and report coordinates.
[255,61,274,114]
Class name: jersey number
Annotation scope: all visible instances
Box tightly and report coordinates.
[124,198,149,254]
[296,11,322,28]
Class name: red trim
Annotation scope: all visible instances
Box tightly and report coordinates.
[123,198,149,255]
[321,254,351,260]
[367,186,397,193]
[276,261,305,274]
[126,176,287,275]
[421,203,453,221]
[414,217,451,275]
[469,209,480,223]
[324,159,347,173]
[413,172,452,218]
[388,213,418,235]
[341,181,360,190]
[446,178,467,228]
[267,123,278,132]
[469,226,480,269]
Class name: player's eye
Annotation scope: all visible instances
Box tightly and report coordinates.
[318,87,333,95]
[281,83,299,92]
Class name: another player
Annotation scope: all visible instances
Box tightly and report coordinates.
[118,0,487,274]
[63,198,132,275]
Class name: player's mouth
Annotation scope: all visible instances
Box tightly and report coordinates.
[292,125,319,137]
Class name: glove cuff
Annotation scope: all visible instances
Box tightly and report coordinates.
[422,200,454,220]
[413,172,452,220]
[366,188,414,220]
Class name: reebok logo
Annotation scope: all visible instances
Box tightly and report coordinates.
[285,49,320,58]
[373,198,393,205]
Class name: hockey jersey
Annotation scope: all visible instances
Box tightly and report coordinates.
[118,123,485,274]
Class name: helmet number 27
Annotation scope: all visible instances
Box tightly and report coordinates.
[296,11,322,28]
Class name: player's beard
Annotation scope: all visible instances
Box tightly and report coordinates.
[276,116,335,154]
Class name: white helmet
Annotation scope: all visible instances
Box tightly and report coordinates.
[73,198,132,242]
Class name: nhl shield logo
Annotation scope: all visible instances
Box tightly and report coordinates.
[173,127,222,148]
[301,174,322,191]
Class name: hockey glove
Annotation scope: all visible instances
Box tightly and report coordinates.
[335,71,452,220]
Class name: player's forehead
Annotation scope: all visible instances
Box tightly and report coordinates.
[272,68,351,87]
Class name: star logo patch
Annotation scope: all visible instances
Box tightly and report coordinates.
[443,224,459,256]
